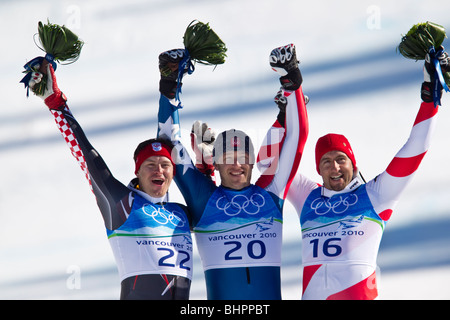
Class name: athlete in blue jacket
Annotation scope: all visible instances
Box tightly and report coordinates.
[157,44,309,299]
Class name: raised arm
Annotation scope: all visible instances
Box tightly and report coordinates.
[256,44,309,200]
[157,50,216,225]
[366,50,449,220]
[27,62,131,230]
[366,99,439,220]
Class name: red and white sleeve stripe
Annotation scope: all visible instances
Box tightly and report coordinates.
[256,87,309,199]
[367,101,439,221]
[386,101,438,177]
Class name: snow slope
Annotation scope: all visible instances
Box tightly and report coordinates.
[1,0,450,299]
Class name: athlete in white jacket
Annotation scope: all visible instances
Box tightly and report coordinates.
[258,48,449,299]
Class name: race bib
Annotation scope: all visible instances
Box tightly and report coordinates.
[107,196,193,280]
[194,185,283,270]
[300,185,385,267]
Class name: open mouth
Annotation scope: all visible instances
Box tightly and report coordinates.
[331,174,343,181]
[152,179,164,186]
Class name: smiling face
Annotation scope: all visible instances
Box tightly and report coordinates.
[136,156,174,198]
[215,151,253,190]
[319,150,356,191]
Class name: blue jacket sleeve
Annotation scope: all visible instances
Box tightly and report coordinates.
[157,94,216,226]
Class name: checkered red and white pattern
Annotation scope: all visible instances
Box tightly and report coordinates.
[51,108,93,192]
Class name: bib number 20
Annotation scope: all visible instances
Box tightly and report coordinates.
[224,240,266,260]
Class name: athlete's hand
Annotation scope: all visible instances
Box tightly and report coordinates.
[269,44,302,91]
[29,61,67,110]
[191,120,216,180]
[422,46,450,102]
[158,48,192,99]
[424,46,450,82]
[159,49,189,80]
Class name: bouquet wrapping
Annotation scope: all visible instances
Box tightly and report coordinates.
[21,20,84,96]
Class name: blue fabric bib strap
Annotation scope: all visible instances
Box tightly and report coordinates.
[428,46,450,107]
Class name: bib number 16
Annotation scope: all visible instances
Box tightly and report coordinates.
[310,238,342,258]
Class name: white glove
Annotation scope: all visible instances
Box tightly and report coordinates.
[29,62,67,109]
[191,120,216,166]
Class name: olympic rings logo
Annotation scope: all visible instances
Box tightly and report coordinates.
[216,193,266,216]
[142,204,187,227]
[310,194,358,215]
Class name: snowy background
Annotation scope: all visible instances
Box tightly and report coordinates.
[1,0,450,299]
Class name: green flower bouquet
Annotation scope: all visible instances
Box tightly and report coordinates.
[397,21,449,87]
[183,20,227,66]
[36,20,84,64]
[166,20,227,102]
[21,20,84,95]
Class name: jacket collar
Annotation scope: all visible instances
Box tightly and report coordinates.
[128,178,169,204]
[321,175,364,198]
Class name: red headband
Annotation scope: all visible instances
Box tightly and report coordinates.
[134,142,175,174]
